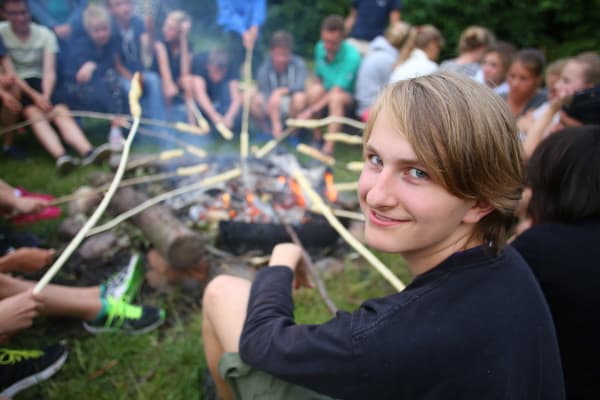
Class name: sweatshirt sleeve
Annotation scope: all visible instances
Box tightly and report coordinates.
[239,266,363,398]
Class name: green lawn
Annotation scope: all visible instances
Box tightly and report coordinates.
[1,121,410,399]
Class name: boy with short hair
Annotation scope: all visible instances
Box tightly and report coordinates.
[251,30,307,138]
[201,72,565,399]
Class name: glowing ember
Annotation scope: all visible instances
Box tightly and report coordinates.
[288,178,306,207]
[324,172,338,202]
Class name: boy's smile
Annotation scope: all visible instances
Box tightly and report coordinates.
[358,109,490,274]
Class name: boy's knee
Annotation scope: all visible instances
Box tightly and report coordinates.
[202,275,242,308]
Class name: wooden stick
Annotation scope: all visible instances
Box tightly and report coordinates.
[293,169,405,291]
[125,149,185,170]
[86,168,241,237]
[34,73,144,294]
[48,163,209,206]
[323,132,363,145]
[136,126,207,158]
[296,143,335,166]
[310,207,364,221]
[271,205,338,315]
[240,45,254,159]
[332,181,359,192]
[286,116,365,131]
[186,98,210,133]
[346,161,364,172]
[252,127,296,158]
[216,122,234,140]
[0,109,210,137]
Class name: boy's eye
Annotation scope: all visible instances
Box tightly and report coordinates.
[367,154,382,166]
[408,167,428,180]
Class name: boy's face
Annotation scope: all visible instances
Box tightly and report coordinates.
[555,61,588,98]
[482,52,504,86]
[270,47,290,72]
[320,29,342,60]
[207,63,226,83]
[3,1,31,35]
[88,18,111,46]
[108,0,133,23]
[507,61,539,99]
[358,109,485,270]
[162,16,179,42]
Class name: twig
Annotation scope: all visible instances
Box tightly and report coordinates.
[271,206,338,315]
[34,73,144,294]
[85,168,241,237]
[296,143,335,166]
[332,181,358,192]
[252,126,297,158]
[136,126,207,158]
[346,161,364,172]
[240,46,253,159]
[48,163,209,206]
[293,169,405,291]
[323,132,363,145]
[88,359,118,381]
[125,149,184,170]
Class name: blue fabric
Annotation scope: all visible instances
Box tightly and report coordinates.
[216,0,266,35]
[113,15,146,73]
[240,246,565,399]
[28,0,87,28]
[349,0,402,41]
[0,35,5,57]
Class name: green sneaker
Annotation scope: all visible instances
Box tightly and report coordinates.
[0,343,68,397]
[102,253,144,303]
[83,297,165,335]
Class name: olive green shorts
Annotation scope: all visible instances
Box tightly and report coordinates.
[219,352,336,400]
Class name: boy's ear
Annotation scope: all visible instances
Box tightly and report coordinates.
[462,200,494,224]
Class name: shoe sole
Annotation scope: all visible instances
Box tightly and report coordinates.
[0,348,68,397]
[57,161,77,175]
[105,253,144,303]
[82,314,166,335]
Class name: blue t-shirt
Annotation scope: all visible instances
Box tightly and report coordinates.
[349,0,402,41]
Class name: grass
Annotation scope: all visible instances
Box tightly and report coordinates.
[1,120,410,399]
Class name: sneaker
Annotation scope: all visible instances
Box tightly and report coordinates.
[82,297,165,335]
[81,143,111,166]
[2,145,27,160]
[102,253,144,303]
[0,343,68,397]
[55,155,79,175]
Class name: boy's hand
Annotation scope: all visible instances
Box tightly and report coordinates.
[269,243,314,290]
[76,62,97,84]
[163,82,179,101]
[14,196,48,215]
[0,91,21,114]
[0,290,44,335]
[32,92,52,113]
[10,247,55,273]
[180,19,192,38]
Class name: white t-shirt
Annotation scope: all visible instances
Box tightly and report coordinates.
[0,22,58,79]
[389,48,438,83]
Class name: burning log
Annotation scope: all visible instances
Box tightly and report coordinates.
[102,184,208,270]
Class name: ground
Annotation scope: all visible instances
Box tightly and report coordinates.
[0,118,410,399]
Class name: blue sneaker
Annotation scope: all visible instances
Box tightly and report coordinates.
[82,297,166,335]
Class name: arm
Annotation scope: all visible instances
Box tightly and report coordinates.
[344,7,357,35]
[223,79,242,127]
[216,0,246,35]
[41,50,56,102]
[179,20,192,79]
[0,247,55,273]
[239,244,361,398]
[154,42,179,100]
[0,290,43,335]
[0,180,48,215]
[522,99,563,159]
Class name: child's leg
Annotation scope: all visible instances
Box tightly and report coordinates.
[202,275,251,400]
[51,104,92,157]
[0,273,101,320]
[22,105,65,159]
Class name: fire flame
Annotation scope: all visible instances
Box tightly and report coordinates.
[288,178,306,207]
[222,192,231,208]
[324,172,338,202]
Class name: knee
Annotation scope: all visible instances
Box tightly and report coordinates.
[202,275,242,311]
[329,87,347,103]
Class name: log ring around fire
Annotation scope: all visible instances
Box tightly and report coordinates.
[217,213,346,255]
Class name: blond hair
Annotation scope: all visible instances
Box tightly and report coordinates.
[458,25,495,53]
[385,21,417,65]
[165,9,190,32]
[415,25,444,50]
[364,72,523,251]
[83,4,111,33]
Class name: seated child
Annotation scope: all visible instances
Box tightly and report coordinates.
[200,72,565,399]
